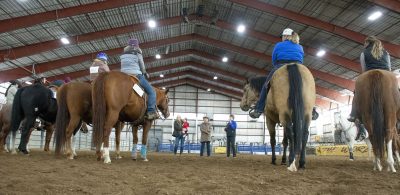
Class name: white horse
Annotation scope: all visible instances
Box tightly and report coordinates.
[333,112,372,160]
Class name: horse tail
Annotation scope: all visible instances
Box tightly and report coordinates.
[54,86,69,155]
[10,88,24,132]
[92,73,107,151]
[287,64,305,155]
[369,71,385,159]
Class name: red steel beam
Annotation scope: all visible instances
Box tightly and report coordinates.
[229,0,400,58]
[370,0,400,14]
[315,98,331,110]
[0,16,182,62]
[0,0,153,34]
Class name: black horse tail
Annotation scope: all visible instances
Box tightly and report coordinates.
[92,73,107,152]
[54,85,69,156]
[287,64,305,155]
[10,88,24,132]
[369,71,385,159]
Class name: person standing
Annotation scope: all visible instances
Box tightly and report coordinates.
[173,115,185,155]
[182,118,189,136]
[199,116,212,157]
[225,114,237,158]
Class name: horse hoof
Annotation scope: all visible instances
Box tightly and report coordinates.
[104,159,111,164]
[143,159,149,162]
[349,159,354,161]
[115,156,122,160]
[11,151,17,155]
[287,163,297,172]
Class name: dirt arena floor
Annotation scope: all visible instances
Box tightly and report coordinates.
[0,150,399,195]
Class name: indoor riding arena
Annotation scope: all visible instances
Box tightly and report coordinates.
[1,0,400,194]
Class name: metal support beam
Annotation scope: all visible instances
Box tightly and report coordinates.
[370,0,400,14]
[229,0,400,58]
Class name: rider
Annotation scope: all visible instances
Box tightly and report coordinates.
[5,80,22,105]
[250,28,304,118]
[120,38,157,120]
[90,52,110,82]
[348,36,391,141]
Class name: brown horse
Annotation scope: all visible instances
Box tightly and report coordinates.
[54,82,124,159]
[92,71,170,163]
[353,70,400,172]
[241,64,315,172]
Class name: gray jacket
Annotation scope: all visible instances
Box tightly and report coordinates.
[120,47,146,76]
[200,122,213,142]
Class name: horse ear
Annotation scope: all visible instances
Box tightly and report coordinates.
[164,88,169,94]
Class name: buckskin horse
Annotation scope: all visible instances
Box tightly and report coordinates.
[10,83,58,154]
[92,71,170,163]
[54,82,125,159]
[241,64,315,172]
[353,70,400,172]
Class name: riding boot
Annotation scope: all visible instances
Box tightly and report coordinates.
[145,111,158,120]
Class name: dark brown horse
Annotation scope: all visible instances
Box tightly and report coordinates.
[241,64,315,172]
[92,71,170,163]
[54,82,124,159]
[353,70,400,172]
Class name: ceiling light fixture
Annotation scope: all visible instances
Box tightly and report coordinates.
[213,76,218,80]
[60,37,70,45]
[222,57,228,62]
[237,24,246,33]
[316,49,326,57]
[155,54,161,59]
[25,81,32,85]
[368,11,382,21]
[207,88,211,92]
[160,74,164,78]
[148,20,157,28]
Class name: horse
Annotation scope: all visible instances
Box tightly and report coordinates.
[241,76,288,165]
[54,82,124,159]
[0,104,12,153]
[353,70,400,172]
[241,64,315,172]
[10,84,58,154]
[92,71,170,163]
[333,111,372,160]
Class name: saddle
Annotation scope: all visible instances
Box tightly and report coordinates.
[127,75,149,126]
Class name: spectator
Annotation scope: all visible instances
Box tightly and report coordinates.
[173,115,185,155]
[225,114,237,158]
[200,116,212,157]
[182,118,189,136]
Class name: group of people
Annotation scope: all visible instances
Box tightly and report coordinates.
[172,114,237,157]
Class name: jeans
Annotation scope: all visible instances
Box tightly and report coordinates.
[200,141,211,156]
[137,74,156,112]
[226,136,236,157]
[174,135,185,154]
[255,65,280,112]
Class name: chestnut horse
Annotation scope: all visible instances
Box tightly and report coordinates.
[353,70,400,172]
[54,82,124,159]
[92,71,170,163]
[241,64,315,172]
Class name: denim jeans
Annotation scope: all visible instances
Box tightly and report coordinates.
[226,136,236,157]
[255,64,285,112]
[137,74,156,112]
[174,135,185,154]
[200,141,211,156]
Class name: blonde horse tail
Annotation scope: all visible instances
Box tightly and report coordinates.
[54,85,69,155]
[369,71,385,159]
[287,64,304,155]
[92,73,107,152]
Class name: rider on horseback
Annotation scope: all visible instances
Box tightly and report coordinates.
[348,36,392,141]
[120,38,158,120]
[250,28,304,118]
[90,52,110,81]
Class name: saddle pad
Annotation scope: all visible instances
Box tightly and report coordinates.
[133,84,144,97]
[89,66,99,73]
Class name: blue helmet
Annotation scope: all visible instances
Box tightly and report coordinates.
[96,52,108,61]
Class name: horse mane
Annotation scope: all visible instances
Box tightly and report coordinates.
[248,76,268,93]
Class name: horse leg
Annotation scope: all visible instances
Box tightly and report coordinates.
[373,155,383,171]
[266,118,277,165]
[281,132,288,165]
[0,123,10,153]
[114,122,122,159]
[131,125,139,160]
[285,122,297,172]
[386,139,396,172]
[102,112,119,164]
[65,116,80,159]
[141,120,152,161]
[366,138,372,161]
[349,139,355,161]
[18,116,35,154]
[299,119,311,170]
[43,124,54,152]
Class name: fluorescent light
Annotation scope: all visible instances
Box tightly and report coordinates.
[160,74,164,78]
[60,37,70,45]
[148,20,156,28]
[25,81,32,85]
[155,54,161,59]
[237,24,246,33]
[213,76,218,80]
[368,11,382,21]
[162,87,166,90]
[222,57,228,62]
[316,49,326,57]
[207,88,211,92]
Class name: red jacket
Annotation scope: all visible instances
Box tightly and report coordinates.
[183,122,189,129]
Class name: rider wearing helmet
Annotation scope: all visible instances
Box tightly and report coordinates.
[120,38,157,120]
[90,52,110,81]
[348,36,391,141]
[249,28,304,119]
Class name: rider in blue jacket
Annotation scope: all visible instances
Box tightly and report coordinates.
[250,28,304,118]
